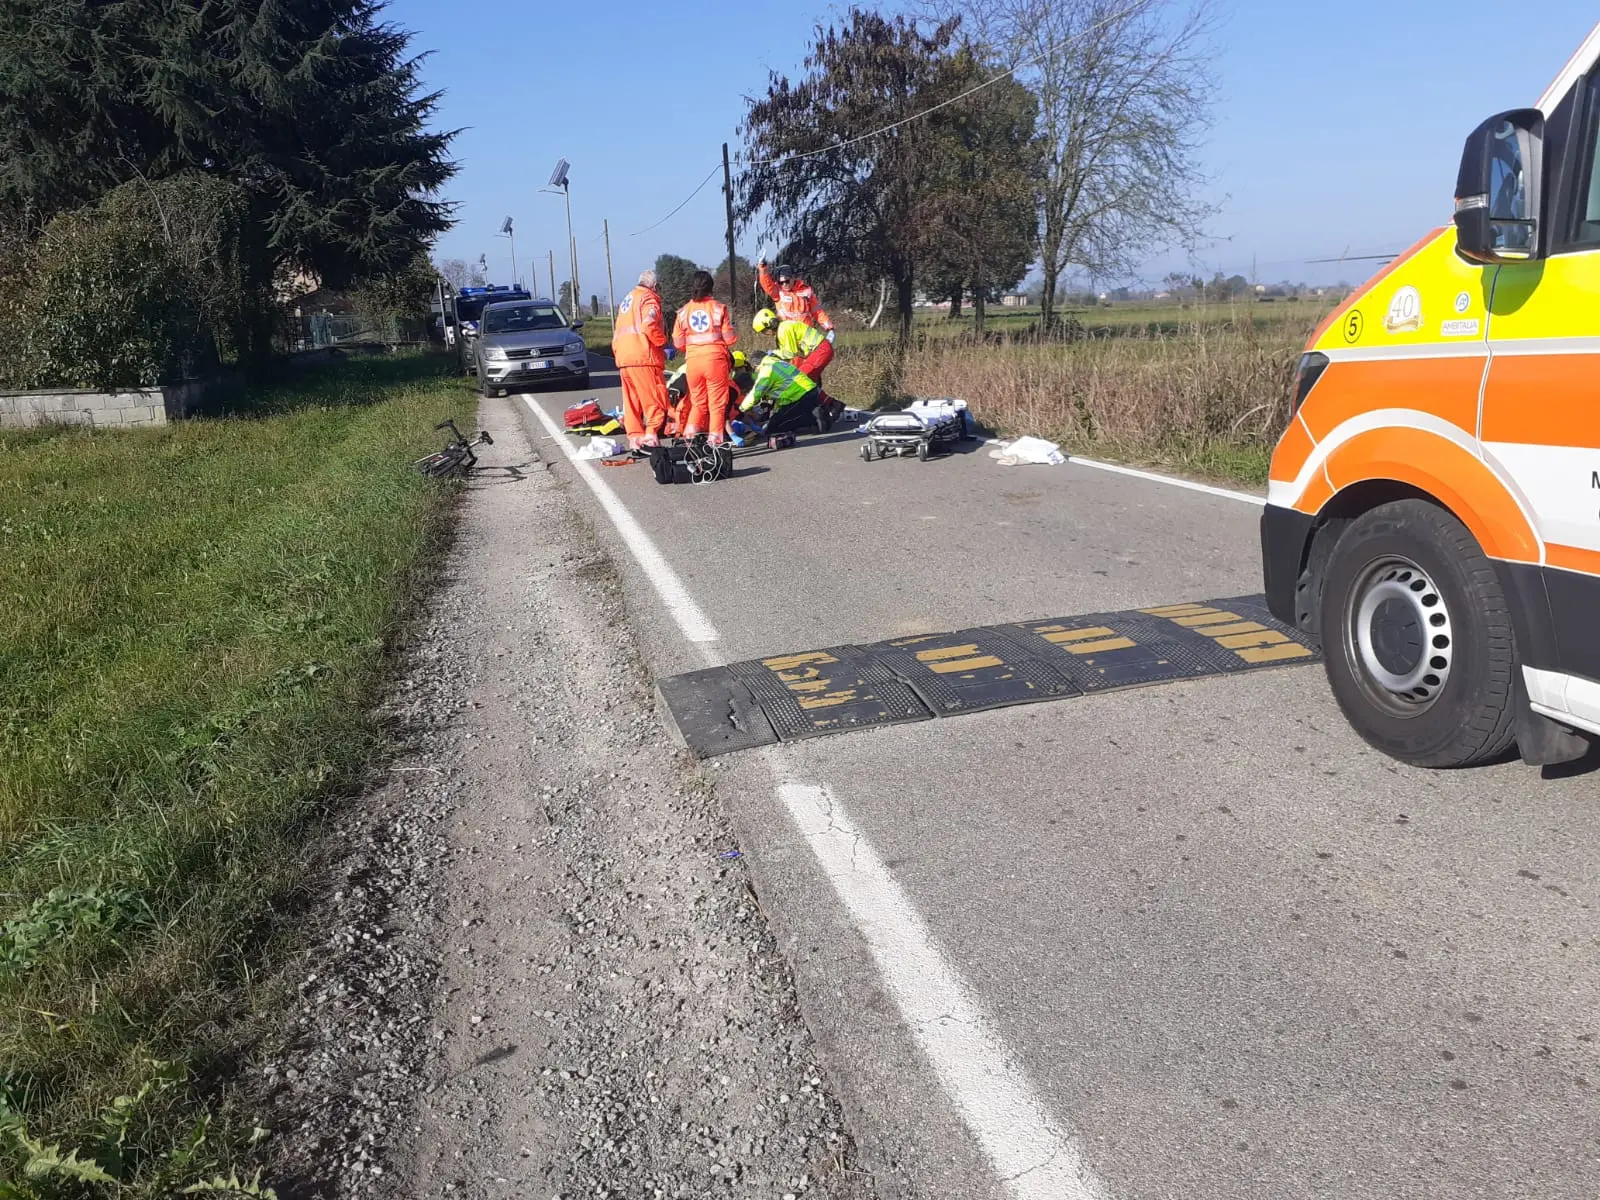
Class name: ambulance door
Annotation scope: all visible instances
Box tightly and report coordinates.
[1481,68,1600,696]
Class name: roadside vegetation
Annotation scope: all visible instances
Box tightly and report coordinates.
[0,355,471,1195]
[823,299,1328,485]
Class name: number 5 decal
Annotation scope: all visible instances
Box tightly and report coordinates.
[1343,310,1364,343]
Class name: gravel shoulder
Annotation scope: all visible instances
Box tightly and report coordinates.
[261,391,879,1198]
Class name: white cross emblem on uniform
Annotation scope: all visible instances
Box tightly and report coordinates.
[689,310,712,334]
[619,296,633,313]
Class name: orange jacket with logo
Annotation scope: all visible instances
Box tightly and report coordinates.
[671,298,737,360]
[758,264,834,332]
[611,285,667,369]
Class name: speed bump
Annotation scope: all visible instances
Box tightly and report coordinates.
[656,594,1318,758]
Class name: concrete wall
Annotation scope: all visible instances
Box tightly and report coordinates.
[0,379,211,430]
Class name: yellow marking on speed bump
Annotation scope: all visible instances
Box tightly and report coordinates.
[1171,610,1244,628]
[913,643,1009,675]
[1216,630,1290,650]
[1040,626,1115,643]
[1199,621,1269,638]
[799,691,862,711]
[1147,604,1315,665]
[760,649,864,712]
[765,650,838,672]
[1065,637,1137,655]
[1238,643,1314,664]
[1037,626,1139,655]
[917,644,984,663]
[929,655,1007,674]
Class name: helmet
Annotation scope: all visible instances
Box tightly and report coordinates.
[731,350,748,368]
[773,263,796,284]
[752,307,778,333]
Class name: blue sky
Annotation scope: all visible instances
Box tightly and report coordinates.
[387,0,1599,295]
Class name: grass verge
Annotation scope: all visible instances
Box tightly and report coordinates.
[0,353,473,1196]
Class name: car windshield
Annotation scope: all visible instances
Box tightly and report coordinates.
[483,303,567,334]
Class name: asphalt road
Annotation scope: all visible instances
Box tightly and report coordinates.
[515,360,1600,1200]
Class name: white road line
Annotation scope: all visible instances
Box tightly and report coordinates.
[778,781,1109,1200]
[1066,454,1265,507]
[520,395,720,644]
[526,390,1109,1198]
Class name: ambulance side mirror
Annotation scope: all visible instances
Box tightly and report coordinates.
[1454,108,1544,265]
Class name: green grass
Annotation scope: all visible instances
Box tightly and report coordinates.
[0,354,473,1196]
[577,314,613,350]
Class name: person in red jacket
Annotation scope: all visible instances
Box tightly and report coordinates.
[670,270,738,444]
[610,269,670,449]
[758,261,835,334]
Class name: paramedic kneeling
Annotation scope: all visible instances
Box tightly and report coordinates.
[754,307,842,430]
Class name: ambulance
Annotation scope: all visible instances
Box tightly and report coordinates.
[1261,22,1600,769]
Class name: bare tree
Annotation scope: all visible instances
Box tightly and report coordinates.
[919,0,1219,330]
[435,256,480,289]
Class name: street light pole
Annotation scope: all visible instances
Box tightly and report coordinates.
[498,216,518,290]
[545,159,579,320]
[561,181,578,319]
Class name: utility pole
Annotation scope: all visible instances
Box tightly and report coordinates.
[548,250,556,303]
[603,218,616,320]
[722,142,738,326]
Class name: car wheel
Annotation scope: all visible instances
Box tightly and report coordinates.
[477,373,490,398]
[1318,499,1517,768]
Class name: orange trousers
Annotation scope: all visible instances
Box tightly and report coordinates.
[619,365,669,444]
[682,353,732,439]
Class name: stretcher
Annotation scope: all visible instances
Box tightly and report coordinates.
[859,400,973,462]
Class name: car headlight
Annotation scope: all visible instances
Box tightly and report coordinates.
[483,346,508,362]
[566,339,585,355]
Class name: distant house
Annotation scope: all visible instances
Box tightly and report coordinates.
[999,293,1028,308]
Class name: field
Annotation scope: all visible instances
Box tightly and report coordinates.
[0,355,471,1193]
[828,298,1334,485]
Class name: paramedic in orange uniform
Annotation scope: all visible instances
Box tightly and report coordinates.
[757,261,834,333]
[670,270,738,444]
[610,269,670,449]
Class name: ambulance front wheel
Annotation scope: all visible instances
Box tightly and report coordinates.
[1318,499,1518,769]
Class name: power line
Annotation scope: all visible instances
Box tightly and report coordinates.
[624,0,1148,238]
[628,163,723,238]
[747,0,1149,166]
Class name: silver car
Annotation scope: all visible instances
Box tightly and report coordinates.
[474,300,589,395]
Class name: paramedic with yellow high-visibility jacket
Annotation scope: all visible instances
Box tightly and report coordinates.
[753,307,842,430]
